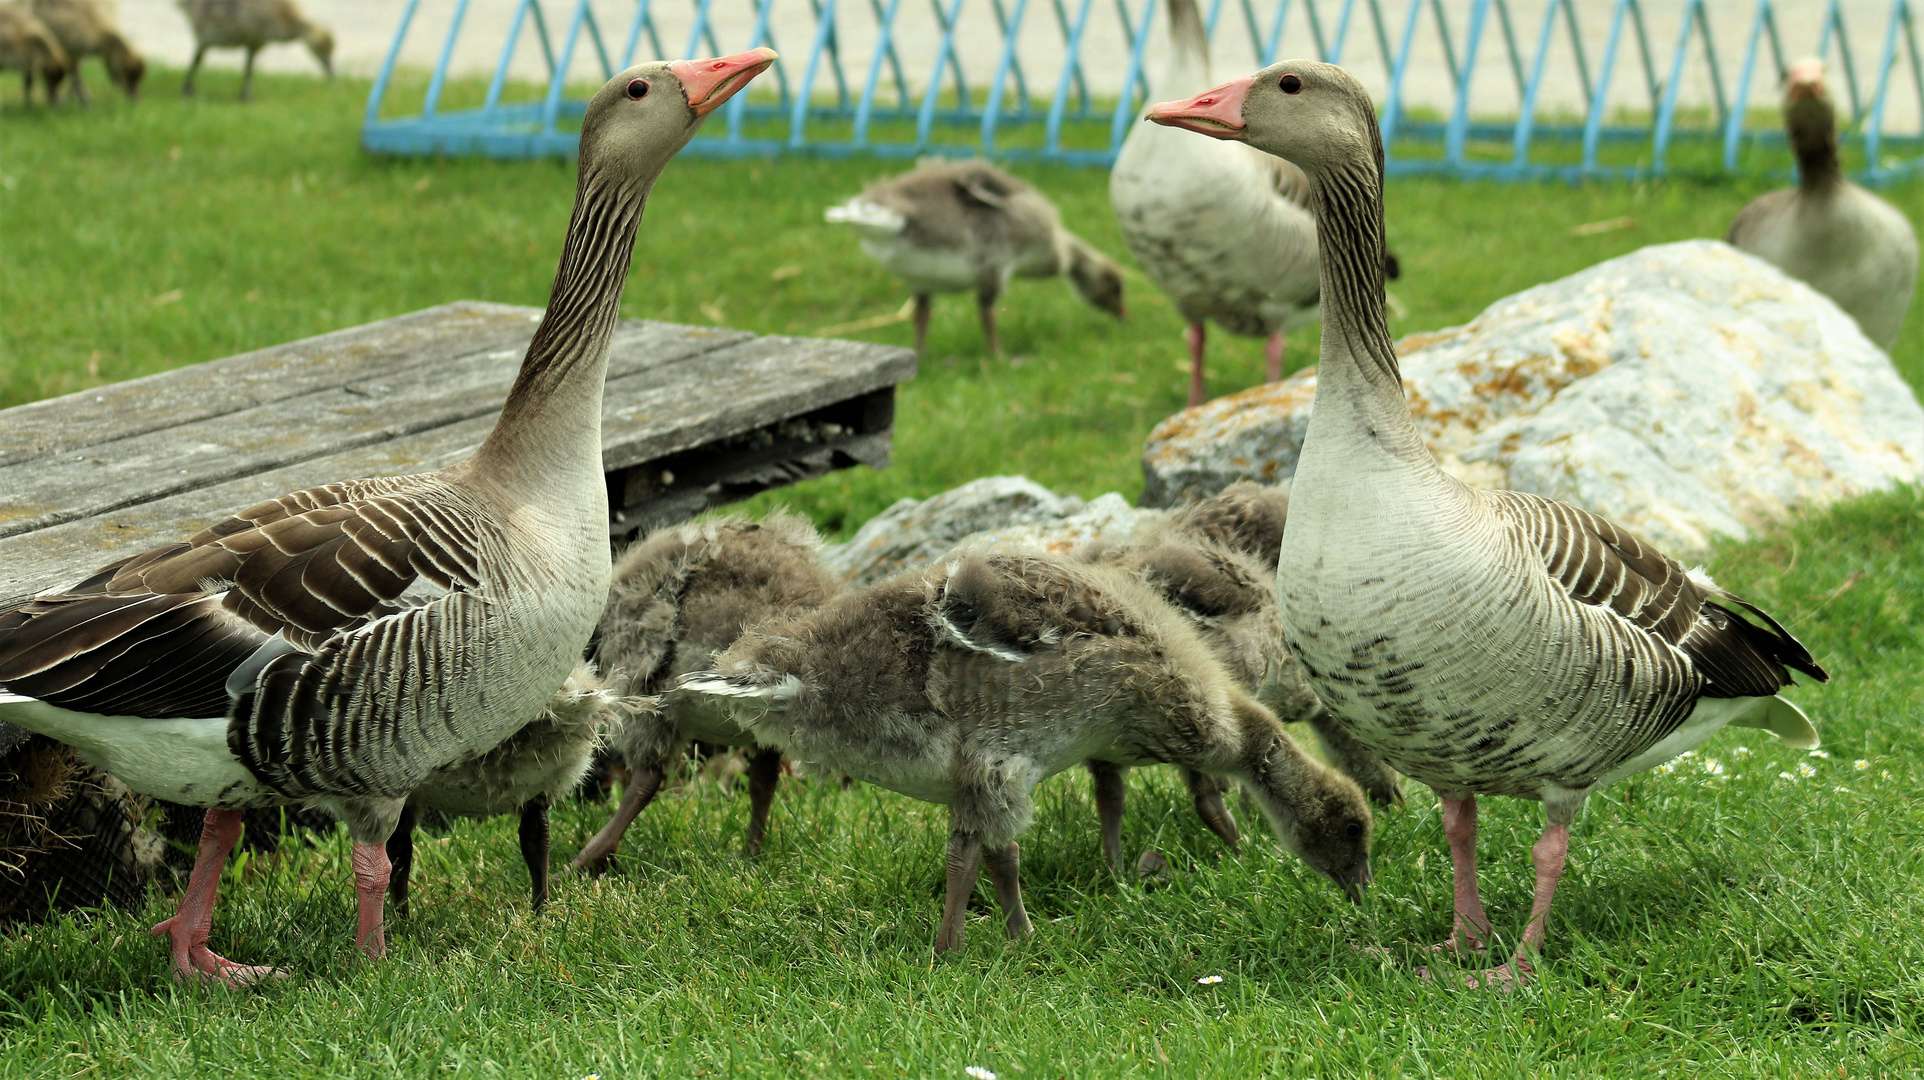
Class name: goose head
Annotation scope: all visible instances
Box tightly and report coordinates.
[575,49,777,196]
[1782,57,1837,159]
[1144,59,1379,178]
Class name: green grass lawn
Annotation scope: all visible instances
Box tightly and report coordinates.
[2,67,1923,1077]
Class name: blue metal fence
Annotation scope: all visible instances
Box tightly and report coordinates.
[362,0,1924,180]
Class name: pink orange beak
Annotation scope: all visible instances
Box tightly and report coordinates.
[1786,58,1826,101]
[670,47,778,118]
[1146,77,1252,140]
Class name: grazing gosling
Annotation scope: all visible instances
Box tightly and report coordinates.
[827,159,1126,356]
[30,0,141,102]
[177,0,332,100]
[387,663,639,916]
[0,3,67,103]
[571,512,838,873]
[683,551,1373,953]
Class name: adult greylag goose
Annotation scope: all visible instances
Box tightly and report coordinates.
[1111,0,1397,407]
[1150,61,1828,987]
[682,551,1372,953]
[569,511,838,873]
[387,663,640,916]
[0,3,68,103]
[0,50,776,985]
[1726,58,1918,350]
[31,0,141,101]
[177,0,331,99]
[826,159,1126,356]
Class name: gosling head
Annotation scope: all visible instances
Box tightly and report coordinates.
[1066,242,1127,320]
[1286,771,1375,903]
[1145,60,1380,178]
[305,25,335,79]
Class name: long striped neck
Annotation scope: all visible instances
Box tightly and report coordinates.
[1789,100,1843,194]
[1302,122,1429,467]
[474,170,650,487]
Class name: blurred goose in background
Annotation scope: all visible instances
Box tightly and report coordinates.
[388,664,639,916]
[1112,0,1398,407]
[0,52,776,985]
[1152,59,1827,987]
[1727,58,1918,350]
[177,0,331,99]
[31,0,140,101]
[570,512,838,874]
[827,159,1126,356]
[683,551,1372,953]
[0,3,68,103]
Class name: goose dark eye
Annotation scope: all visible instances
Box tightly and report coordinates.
[1280,73,1303,94]
[1345,821,1363,840]
[626,78,650,100]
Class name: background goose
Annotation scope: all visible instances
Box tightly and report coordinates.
[31,0,140,102]
[682,551,1372,953]
[1151,61,1828,987]
[826,159,1126,356]
[0,3,68,103]
[0,50,776,985]
[177,0,331,99]
[1726,58,1919,351]
[570,512,838,874]
[1110,0,1397,407]
[387,663,639,916]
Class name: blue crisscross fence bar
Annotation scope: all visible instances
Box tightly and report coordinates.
[361,0,1924,180]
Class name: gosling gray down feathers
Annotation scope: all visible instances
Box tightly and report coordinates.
[682,551,1373,953]
[827,159,1127,356]
[571,511,839,873]
[387,663,641,915]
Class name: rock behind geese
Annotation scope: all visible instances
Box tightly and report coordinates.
[0,50,776,985]
[1727,58,1918,350]
[1151,61,1827,987]
[682,551,1372,953]
[827,159,1125,356]
[571,510,839,873]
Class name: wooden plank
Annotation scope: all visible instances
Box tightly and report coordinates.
[0,302,543,469]
[0,319,753,540]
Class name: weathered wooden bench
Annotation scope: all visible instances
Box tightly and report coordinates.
[0,301,917,609]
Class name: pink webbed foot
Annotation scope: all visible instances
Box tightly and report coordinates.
[1465,955,1533,991]
[150,915,286,987]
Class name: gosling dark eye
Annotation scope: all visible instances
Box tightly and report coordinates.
[1280,73,1303,94]
[626,78,650,100]
[1345,821,1363,840]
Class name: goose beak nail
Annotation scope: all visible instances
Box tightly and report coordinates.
[671,48,778,118]
[1146,78,1251,140]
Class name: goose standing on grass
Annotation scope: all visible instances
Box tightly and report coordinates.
[387,664,642,916]
[682,551,1372,953]
[0,50,776,985]
[1150,61,1828,987]
[1111,0,1396,407]
[31,0,141,102]
[1727,58,1918,351]
[177,0,332,100]
[826,159,1126,356]
[569,512,838,874]
[0,3,68,103]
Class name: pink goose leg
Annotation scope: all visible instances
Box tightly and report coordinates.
[1264,330,1285,384]
[1468,822,1571,990]
[1185,322,1208,406]
[150,808,284,986]
[352,844,392,959]
[1438,793,1493,952]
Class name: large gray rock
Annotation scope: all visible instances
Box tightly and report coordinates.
[1142,240,1924,552]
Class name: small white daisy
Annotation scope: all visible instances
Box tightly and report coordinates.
[1855,760,1871,770]
[1881,770,1893,780]
[1733,746,1753,758]
[1797,761,1818,778]
[1809,750,1831,759]
[1778,771,1796,782]
[1197,975,1224,985]
[1701,758,1725,776]
[965,1068,998,1080]
[1656,761,1677,775]
[1681,750,1698,759]
[1833,786,1851,794]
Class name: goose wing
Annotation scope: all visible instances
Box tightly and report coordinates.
[1487,490,1826,698]
[932,554,1135,662]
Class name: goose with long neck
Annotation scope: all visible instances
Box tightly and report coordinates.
[1726,58,1918,351]
[0,49,775,985]
[1150,61,1829,986]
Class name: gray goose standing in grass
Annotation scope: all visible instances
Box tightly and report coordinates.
[31,0,141,102]
[570,511,838,873]
[1726,58,1919,351]
[0,50,776,985]
[388,663,642,916]
[682,551,1372,953]
[0,3,68,103]
[1150,61,1828,987]
[177,0,331,99]
[1110,0,1397,407]
[826,159,1126,356]
[1081,482,1404,869]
